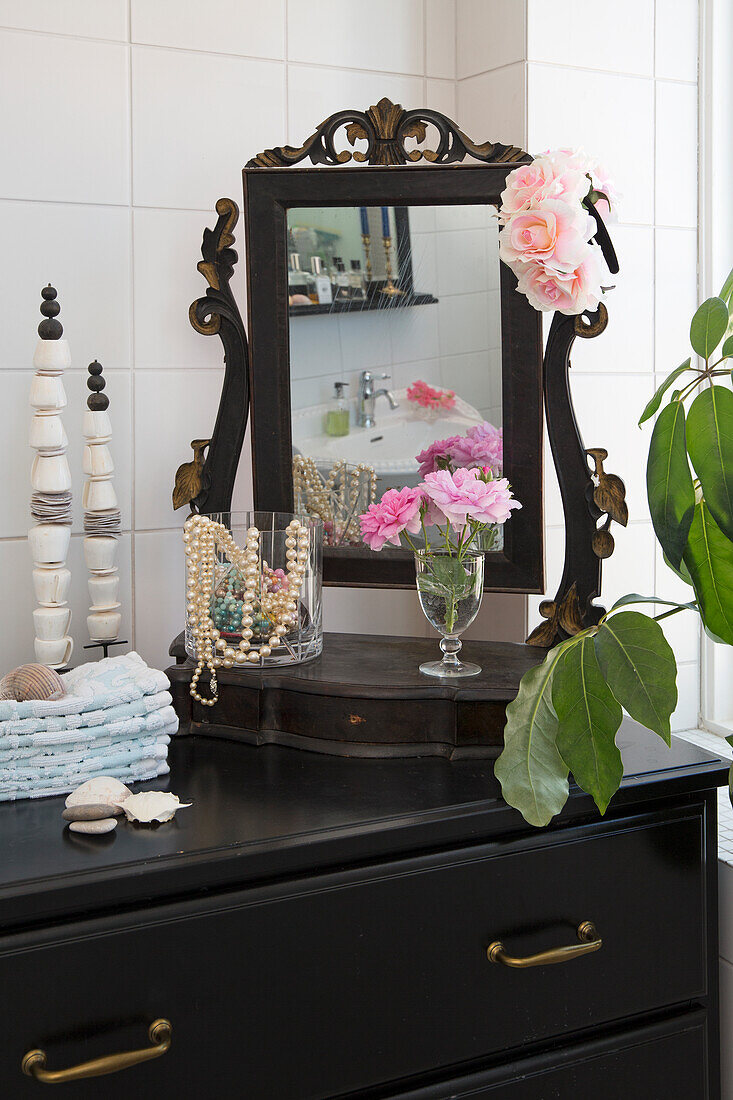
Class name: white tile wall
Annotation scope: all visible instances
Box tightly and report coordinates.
[426,0,456,80]
[528,65,655,226]
[527,0,654,76]
[0,31,130,205]
[460,0,701,724]
[287,66,423,149]
[0,1,127,39]
[655,80,698,228]
[134,369,226,531]
[655,228,698,372]
[456,0,525,80]
[457,65,527,149]
[132,208,231,370]
[132,47,286,209]
[655,0,698,82]
[131,0,286,60]
[288,0,424,76]
[0,202,132,371]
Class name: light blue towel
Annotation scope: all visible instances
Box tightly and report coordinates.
[0,755,170,802]
[0,729,173,782]
[0,652,169,724]
[0,653,179,802]
[0,690,172,738]
[0,704,177,756]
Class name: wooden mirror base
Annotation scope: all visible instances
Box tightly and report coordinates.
[167,632,546,760]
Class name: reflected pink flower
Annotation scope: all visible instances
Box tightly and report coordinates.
[415,435,463,478]
[359,486,424,551]
[450,422,503,473]
[407,379,456,411]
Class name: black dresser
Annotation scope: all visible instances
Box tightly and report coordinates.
[0,722,726,1098]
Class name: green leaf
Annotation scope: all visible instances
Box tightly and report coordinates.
[719,266,733,306]
[610,592,697,613]
[553,636,623,815]
[686,385,733,541]
[594,611,677,744]
[662,550,693,585]
[682,501,733,645]
[646,400,695,568]
[495,641,573,827]
[690,297,729,359]
[721,335,733,360]
[638,358,693,426]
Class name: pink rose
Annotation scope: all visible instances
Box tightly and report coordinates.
[359,486,424,551]
[515,243,608,315]
[499,154,590,220]
[415,435,463,477]
[450,421,503,473]
[421,467,521,530]
[499,199,595,274]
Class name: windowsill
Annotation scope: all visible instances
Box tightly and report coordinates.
[674,728,733,866]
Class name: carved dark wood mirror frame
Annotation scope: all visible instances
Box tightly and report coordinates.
[175,99,624,649]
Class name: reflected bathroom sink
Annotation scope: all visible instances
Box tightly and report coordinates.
[293,391,484,481]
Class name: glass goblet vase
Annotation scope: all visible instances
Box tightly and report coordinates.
[414,549,484,678]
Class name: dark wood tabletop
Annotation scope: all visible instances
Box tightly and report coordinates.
[0,722,727,935]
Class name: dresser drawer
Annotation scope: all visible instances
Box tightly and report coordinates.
[392,1012,711,1098]
[3,807,706,1099]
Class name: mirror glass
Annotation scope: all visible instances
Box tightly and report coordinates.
[288,204,503,550]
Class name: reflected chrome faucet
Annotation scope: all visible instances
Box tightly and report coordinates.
[357,371,399,428]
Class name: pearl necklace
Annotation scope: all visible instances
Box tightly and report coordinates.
[292,457,376,545]
[184,514,310,707]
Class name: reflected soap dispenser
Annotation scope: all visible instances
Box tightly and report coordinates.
[324,382,350,437]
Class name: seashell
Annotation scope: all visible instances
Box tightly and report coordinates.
[65,776,131,811]
[121,791,192,824]
[0,664,65,701]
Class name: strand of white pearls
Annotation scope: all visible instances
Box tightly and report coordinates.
[184,514,311,707]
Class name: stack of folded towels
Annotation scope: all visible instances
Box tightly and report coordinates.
[0,652,178,801]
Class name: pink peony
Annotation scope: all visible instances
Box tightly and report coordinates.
[515,244,609,315]
[499,198,595,273]
[359,486,424,551]
[420,467,521,530]
[450,422,503,473]
[415,435,463,478]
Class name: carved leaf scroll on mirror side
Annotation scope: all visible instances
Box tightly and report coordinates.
[175,99,624,651]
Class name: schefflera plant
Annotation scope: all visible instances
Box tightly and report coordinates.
[496,266,733,828]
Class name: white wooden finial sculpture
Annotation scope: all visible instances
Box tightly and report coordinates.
[83,360,122,645]
[29,286,73,669]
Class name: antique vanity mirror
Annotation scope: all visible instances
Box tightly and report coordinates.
[178,98,622,655]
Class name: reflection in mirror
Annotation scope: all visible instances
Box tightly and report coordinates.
[289,205,503,550]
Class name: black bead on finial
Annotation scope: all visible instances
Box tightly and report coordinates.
[38,284,63,340]
[86,359,109,411]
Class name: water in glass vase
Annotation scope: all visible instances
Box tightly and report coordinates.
[414,549,484,678]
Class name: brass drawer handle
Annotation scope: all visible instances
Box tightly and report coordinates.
[488,921,602,968]
[22,1019,172,1084]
